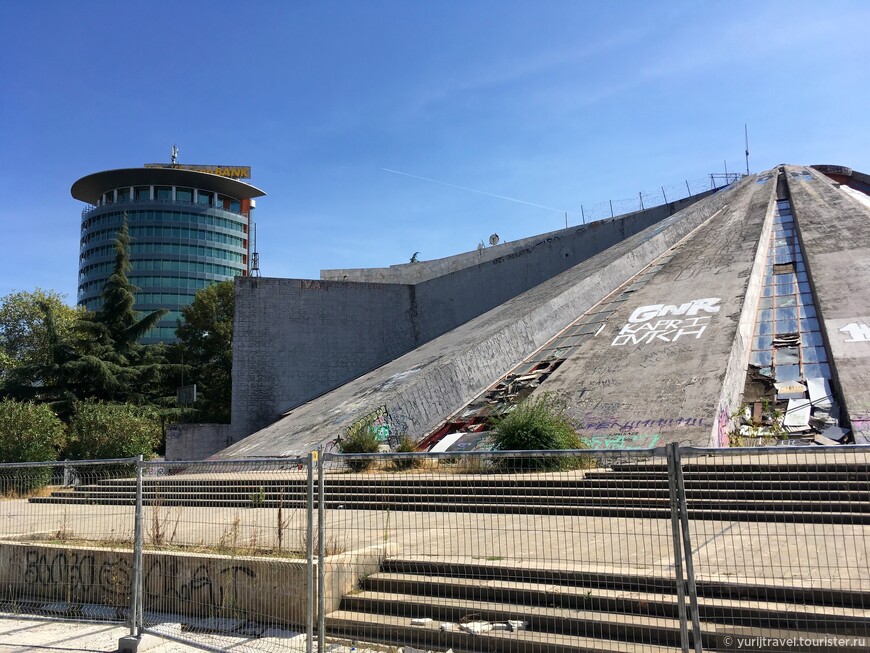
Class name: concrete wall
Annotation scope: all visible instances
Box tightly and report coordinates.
[165,424,235,461]
[219,181,741,458]
[231,192,717,440]
[232,279,416,440]
[0,541,384,624]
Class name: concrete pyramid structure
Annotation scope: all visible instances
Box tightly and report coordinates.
[199,165,870,459]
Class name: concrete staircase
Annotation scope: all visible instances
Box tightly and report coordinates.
[325,558,870,652]
[29,460,870,524]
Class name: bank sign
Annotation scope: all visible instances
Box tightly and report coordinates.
[611,297,721,346]
[144,163,251,179]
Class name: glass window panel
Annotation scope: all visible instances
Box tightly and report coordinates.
[756,309,774,323]
[798,293,814,307]
[801,346,827,363]
[176,187,193,202]
[796,271,808,282]
[761,286,774,297]
[750,350,773,366]
[775,280,795,294]
[803,363,831,378]
[803,331,824,346]
[776,347,800,364]
[800,318,819,332]
[198,191,213,206]
[775,364,801,381]
[752,335,773,350]
[775,296,797,307]
[775,318,799,333]
[759,297,774,310]
[135,186,151,200]
[798,282,811,293]
[775,307,797,321]
[155,186,172,201]
[117,187,131,201]
[799,305,817,318]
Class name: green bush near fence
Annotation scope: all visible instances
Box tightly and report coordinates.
[491,395,589,471]
[338,426,381,472]
[64,400,160,461]
[0,399,65,492]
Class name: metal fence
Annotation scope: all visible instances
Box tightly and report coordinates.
[0,445,867,653]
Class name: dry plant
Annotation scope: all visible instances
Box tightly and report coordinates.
[147,497,181,547]
[300,531,346,557]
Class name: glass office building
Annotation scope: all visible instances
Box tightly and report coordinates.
[72,166,266,343]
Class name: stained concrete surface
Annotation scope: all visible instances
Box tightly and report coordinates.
[788,165,870,443]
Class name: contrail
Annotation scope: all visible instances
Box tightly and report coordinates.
[382,168,563,213]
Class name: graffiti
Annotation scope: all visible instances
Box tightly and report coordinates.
[716,404,730,447]
[578,416,706,431]
[24,550,130,601]
[347,404,408,445]
[612,298,721,347]
[627,298,721,323]
[585,433,661,449]
[840,322,870,342]
[143,559,256,611]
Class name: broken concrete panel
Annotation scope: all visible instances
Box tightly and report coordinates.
[783,399,812,429]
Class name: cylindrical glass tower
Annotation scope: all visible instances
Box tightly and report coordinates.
[71,166,266,343]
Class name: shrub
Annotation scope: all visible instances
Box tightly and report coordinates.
[65,401,160,462]
[0,399,65,492]
[491,395,588,471]
[392,436,421,471]
[338,427,381,472]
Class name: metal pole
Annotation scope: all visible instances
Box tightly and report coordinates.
[662,186,668,204]
[667,444,690,653]
[130,455,144,637]
[306,451,315,653]
[686,180,691,196]
[674,446,703,652]
[564,211,568,229]
[639,192,644,211]
[317,448,326,651]
[580,205,585,224]
[609,199,614,218]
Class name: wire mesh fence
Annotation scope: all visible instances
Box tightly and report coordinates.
[0,458,138,623]
[0,445,867,653]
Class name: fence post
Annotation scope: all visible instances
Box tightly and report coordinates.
[317,448,326,651]
[306,451,316,653]
[674,445,703,652]
[130,455,144,637]
[666,444,690,653]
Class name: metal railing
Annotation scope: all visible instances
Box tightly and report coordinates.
[0,444,867,652]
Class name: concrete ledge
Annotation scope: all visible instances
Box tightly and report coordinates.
[0,541,387,626]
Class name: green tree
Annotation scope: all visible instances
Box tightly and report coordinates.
[3,221,175,416]
[491,395,589,471]
[0,289,81,385]
[173,280,234,423]
[64,401,160,461]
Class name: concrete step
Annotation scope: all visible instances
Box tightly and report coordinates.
[325,608,682,653]
[381,559,870,609]
[365,572,870,634]
[41,486,870,504]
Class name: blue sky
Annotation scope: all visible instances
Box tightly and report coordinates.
[1,1,868,303]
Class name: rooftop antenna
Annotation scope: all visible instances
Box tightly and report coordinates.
[744,124,750,175]
[488,233,500,246]
[171,144,179,165]
[250,222,260,277]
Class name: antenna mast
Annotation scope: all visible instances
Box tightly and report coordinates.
[744,124,750,175]
[171,144,179,165]
[251,222,260,277]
